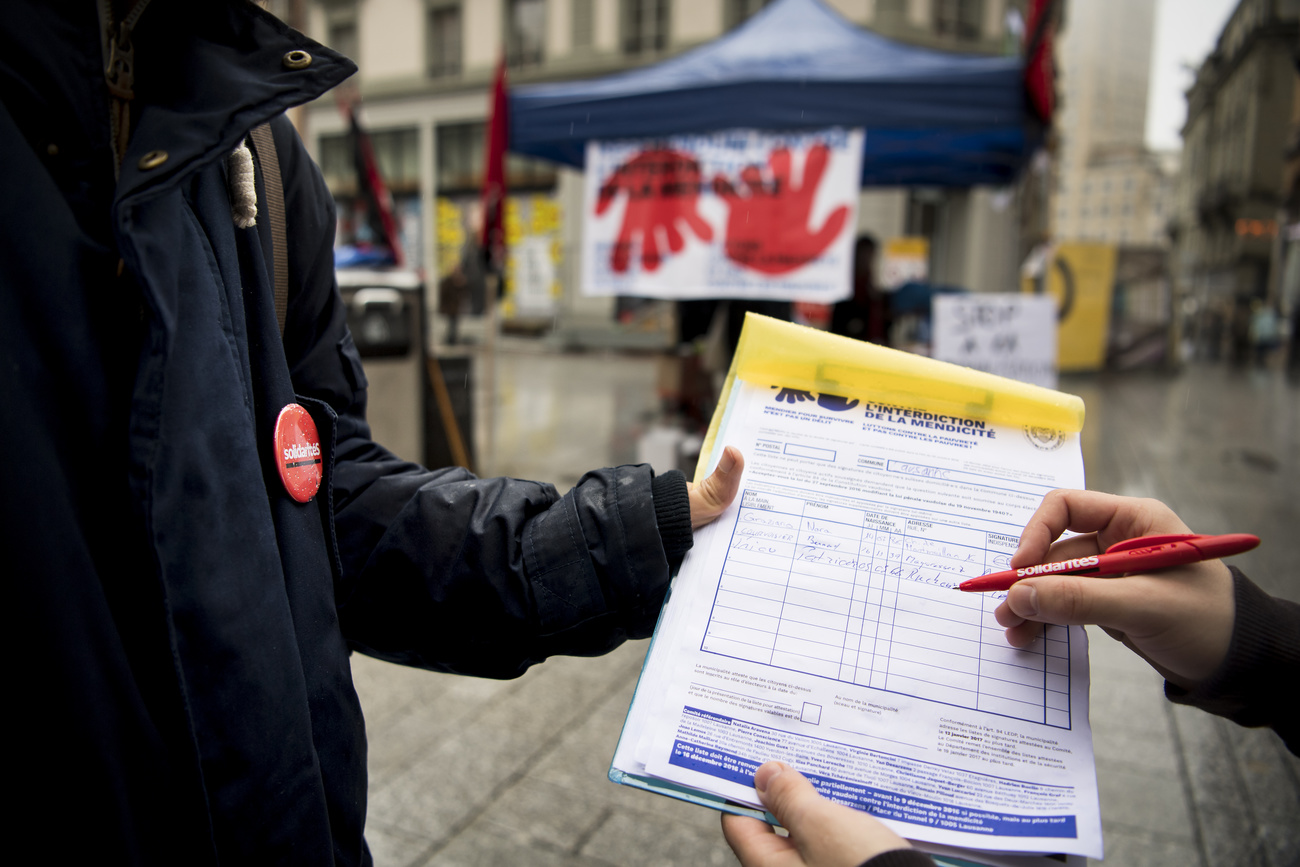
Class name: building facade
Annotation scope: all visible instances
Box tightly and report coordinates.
[1169,0,1299,361]
[1048,0,1177,247]
[1054,145,1178,247]
[289,0,1032,338]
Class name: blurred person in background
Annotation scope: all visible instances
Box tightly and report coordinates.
[830,235,886,344]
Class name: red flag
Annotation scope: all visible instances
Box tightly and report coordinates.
[481,56,509,272]
[348,102,405,267]
[1023,0,1056,125]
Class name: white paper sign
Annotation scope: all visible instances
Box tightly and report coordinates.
[512,236,557,316]
[932,294,1059,389]
[583,128,864,303]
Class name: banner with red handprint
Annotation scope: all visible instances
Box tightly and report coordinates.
[583,128,863,303]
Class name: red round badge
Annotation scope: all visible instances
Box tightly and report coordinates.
[274,403,322,503]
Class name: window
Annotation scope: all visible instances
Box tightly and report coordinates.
[622,0,669,54]
[326,16,359,61]
[872,0,909,31]
[320,127,421,197]
[725,0,771,29]
[437,122,556,194]
[427,2,462,78]
[319,134,354,195]
[933,0,982,41]
[369,129,422,194]
[506,0,546,68]
[264,0,292,21]
[437,123,483,193]
[904,193,938,239]
[506,152,559,191]
[572,0,595,48]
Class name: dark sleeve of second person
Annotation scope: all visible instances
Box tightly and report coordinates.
[270,116,693,678]
[1164,567,1300,755]
[860,849,936,867]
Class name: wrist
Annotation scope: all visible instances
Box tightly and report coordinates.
[651,469,692,566]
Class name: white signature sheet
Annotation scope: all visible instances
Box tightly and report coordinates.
[615,380,1102,860]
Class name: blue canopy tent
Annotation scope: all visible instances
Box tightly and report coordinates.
[508,0,1039,187]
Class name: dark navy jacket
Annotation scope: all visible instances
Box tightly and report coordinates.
[0,2,690,863]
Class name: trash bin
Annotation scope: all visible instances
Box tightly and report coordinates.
[335,268,474,471]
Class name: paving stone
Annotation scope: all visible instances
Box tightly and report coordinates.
[1197,805,1269,867]
[1092,724,1182,780]
[368,645,648,841]
[1176,711,1300,867]
[1096,764,1196,842]
[527,656,730,834]
[1088,669,1172,733]
[1084,624,1152,675]
[365,821,438,867]
[427,822,608,867]
[1233,734,1300,867]
[1087,825,1202,867]
[580,807,741,867]
[463,776,609,853]
[352,653,459,729]
[355,662,517,789]
[1173,706,1250,810]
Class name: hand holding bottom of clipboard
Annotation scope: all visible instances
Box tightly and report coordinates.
[995,489,1236,688]
[688,447,745,529]
[721,761,915,867]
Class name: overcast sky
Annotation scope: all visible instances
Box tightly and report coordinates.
[1145,0,1241,150]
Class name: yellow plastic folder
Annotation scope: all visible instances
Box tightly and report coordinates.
[696,314,1085,482]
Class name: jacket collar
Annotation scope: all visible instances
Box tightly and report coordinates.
[116,0,355,204]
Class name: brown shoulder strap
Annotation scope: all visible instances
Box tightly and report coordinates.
[249,123,289,336]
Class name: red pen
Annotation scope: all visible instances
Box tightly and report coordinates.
[958,533,1260,592]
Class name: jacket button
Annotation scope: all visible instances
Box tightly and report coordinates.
[283,49,313,70]
[138,150,169,170]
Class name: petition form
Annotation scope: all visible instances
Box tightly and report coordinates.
[613,380,1102,860]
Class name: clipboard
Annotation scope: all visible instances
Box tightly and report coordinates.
[610,313,1092,867]
[695,313,1085,482]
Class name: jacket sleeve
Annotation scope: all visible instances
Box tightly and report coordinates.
[858,850,935,867]
[268,116,693,678]
[1164,567,1300,755]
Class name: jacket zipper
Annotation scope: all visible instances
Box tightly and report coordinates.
[99,0,154,177]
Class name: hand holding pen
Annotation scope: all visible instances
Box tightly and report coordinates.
[991,490,1240,688]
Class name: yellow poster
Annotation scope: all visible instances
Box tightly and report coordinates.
[503,195,563,318]
[435,198,467,280]
[434,195,565,320]
[1022,243,1117,372]
[880,236,930,289]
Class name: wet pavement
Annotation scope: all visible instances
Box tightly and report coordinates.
[354,343,1299,867]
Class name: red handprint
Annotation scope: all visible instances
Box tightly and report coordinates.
[595,149,714,273]
[713,143,849,275]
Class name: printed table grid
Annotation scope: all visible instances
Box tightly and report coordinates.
[702,489,1071,729]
